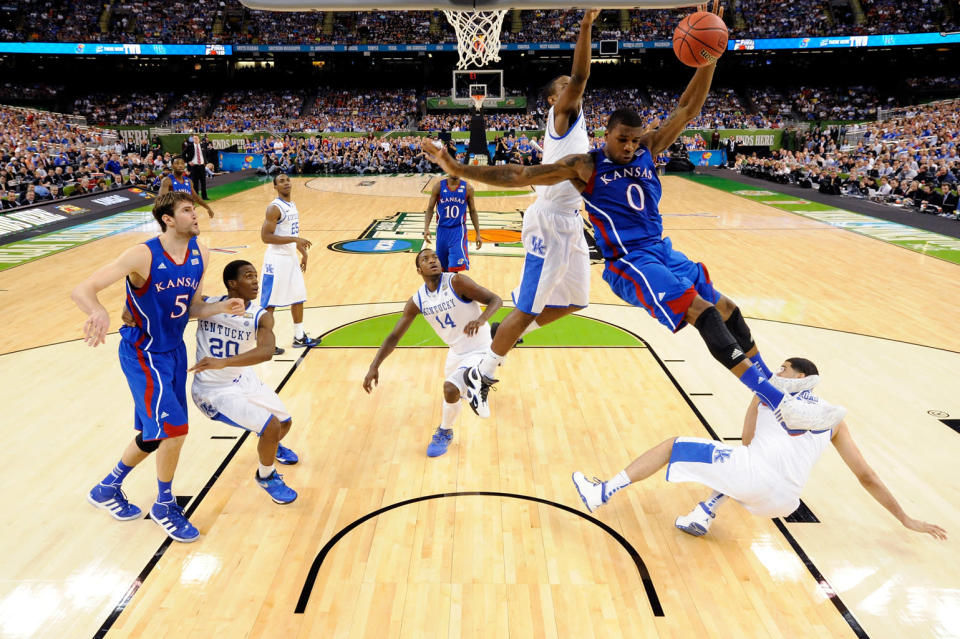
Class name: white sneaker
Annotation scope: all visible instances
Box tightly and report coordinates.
[572,471,607,513]
[675,502,715,537]
[768,374,820,394]
[462,366,494,419]
[776,393,847,431]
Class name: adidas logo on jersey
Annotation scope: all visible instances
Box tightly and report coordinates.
[160,411,169,419]
[731,348,744,359]
[157,263,167,270]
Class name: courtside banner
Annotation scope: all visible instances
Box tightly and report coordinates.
[218,152,265,172]
[0,187,156,240]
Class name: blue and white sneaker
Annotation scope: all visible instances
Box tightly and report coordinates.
[255,470,297,504]
[150,500,200,542]
[292,334,319,348]
[426,427,453,457]
[571,471,610,513]
[275,443,299,465]
[462,366,496,419]
[675,502,715,537]
[87,483,142,521]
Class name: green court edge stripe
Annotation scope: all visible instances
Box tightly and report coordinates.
[683,173,960,266]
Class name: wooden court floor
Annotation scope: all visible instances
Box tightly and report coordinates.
[0,176,957,639]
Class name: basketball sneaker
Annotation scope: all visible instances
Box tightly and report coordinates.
[426,427,453,457]
[292,334,319,348]
[273,346,286,356]
[275,443,299,465]
[675,502,715,537]
[571,471,612,513]
[255,470,297,505]
[150,501,200,543]
[776,393,847,431]
[462,365,495,419]
[768,374,820,394]
[87,483,142,521]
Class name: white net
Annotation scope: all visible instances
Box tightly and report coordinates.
[442,9,508,69]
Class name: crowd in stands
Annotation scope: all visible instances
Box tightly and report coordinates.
[72,91,172,127]
[735,99,960,219]
[197,89,305,132]
[304,88,417,132]
[3,1,957,45]
[167,91,216,130]
[249,135,435,174]
[791,86,887,121]
[418,112,539,132]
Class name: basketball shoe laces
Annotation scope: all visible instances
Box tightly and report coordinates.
[589,476,620,503]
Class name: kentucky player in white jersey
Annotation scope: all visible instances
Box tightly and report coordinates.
[260,173,317,353]
[572,358,947,541]
[363,248,502,457]
[190,260,300,504]
[431,9,599,418]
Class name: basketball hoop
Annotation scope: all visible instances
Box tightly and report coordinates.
[470,94,486,111]
[443,9,508,69]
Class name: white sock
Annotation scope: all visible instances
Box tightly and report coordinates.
[294,323,305,339]
[441,399,461,429]
[605,470,632,497]
[478,348,504,379]
[258,463,275,479]
[519,319,541,337]
[702,491,727,515]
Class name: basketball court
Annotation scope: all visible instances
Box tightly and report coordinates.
[1,172,958,639]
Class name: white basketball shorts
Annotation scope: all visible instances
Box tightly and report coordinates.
[665,437,801,518]
[260,250,307,308]
[511,199,590,315]
[192,372,291,435]
[444,348,486,395]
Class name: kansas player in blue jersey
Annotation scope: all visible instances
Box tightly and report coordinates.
[422,3,845,432]
[72,191,244,543]
[423,175,481,272]
[159,156,214,218]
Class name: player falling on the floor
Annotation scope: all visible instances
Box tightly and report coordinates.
[572,358,947,541]
[189,260,300,505]
[436,9,600,418]
[74,191,244,543]
[423,174,481,272]
[159,156,214,218]
[363,248,502,457]
[422,2,845,432]
[260,173,318,354]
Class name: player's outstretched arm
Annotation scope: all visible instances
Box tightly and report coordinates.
[363,298,420,393]
[424,181,441,243]
[422,141,593,190]
[741,395,760,445]
[71,243,151,347]
[552,9,601,133]
[158,176,171,196]
[642,2,723,156]
[451,274,502,336]
[831,421,947,539]
[188,245,245,320]
[189,310,277,373]
[193,188,214,217]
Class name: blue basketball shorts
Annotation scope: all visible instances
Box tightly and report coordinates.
[118,339,190,441]
[602,237,720,333]
[436,225,469,272]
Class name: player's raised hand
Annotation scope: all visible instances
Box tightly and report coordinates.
[189,356,226,373]
[421,139,456,173]
[362,367,379,393]
[82,306,110,347]
[698,0,724,19]
[582,9,601,24]
[220,297,246,315]
[902,517,948,540]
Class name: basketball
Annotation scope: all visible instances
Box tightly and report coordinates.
[673,11,728,68]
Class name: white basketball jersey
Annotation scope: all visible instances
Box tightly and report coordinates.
[534,105,590,212]
[413,272,490,355]
[265,197,299,258]
[750,395,834,495]
[194,296,267,385]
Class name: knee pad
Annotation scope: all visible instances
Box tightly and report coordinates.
[135,432,161,453]
[723,307,755,352]
[695,306,747,370]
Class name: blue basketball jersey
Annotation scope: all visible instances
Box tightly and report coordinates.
[436,178,469,230]
[121,236,204,352]
[169,173,193,195]
[581,146,664,261]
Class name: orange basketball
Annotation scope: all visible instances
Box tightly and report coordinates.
[673,11,728,68]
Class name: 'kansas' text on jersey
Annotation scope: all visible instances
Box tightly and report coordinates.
[581,146,664,260]
[436,179,469,229]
